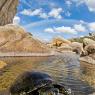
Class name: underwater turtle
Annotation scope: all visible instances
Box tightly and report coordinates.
[10,71,69,95]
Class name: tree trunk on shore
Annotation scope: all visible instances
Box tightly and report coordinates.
[0,0,19,26]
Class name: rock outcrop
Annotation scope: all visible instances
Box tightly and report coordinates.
[69,42,84,55]
[52,37,71,47]
[83,38,95,46]
[58,45,72,52]
[0,0,19,26]
[0,24,49,53]
[84,44,95,55]
[80,53,95,64]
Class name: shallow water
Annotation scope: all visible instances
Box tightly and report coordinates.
[0,52,95,95]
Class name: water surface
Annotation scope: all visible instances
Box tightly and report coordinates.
[0,52,95,95]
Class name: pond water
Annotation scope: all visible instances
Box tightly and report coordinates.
[0,52,95,95]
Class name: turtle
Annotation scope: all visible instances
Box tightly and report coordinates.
[10,71,69,95]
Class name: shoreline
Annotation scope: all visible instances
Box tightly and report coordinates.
[0,51,74,57]
[0,52,57,57]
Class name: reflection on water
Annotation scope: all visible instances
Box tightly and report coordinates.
[0,52,95,95]
[80,61,95,88]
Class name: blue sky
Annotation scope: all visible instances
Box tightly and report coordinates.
[13,0,95,41]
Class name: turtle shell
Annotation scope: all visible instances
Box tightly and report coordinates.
[10,71,53,94]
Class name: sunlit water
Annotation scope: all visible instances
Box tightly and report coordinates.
[0,52,95,95]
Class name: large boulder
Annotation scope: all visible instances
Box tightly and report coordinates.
[83,38,95,46]
[0,24,49,53]
[0,0,19,26]
[80,54,95,65]
[80,44,95,64]
[84,44,95,55]
[69,42,84,55]
[52,37,71,47]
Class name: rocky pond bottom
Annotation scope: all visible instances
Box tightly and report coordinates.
[0,52,95,95]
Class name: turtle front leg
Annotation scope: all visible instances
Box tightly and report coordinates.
[51,88,59,95]
[53,84,69,95]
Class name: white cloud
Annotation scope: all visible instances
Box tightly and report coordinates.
[89,22,95,31]
[65,1,72,7]
[79,20,85,24]
[74,24,86,32]
[39,13,48,19]
[44,23,88,35]
[21,9,32,16]
[20,7,63,19]
[72,0,95,12]
[65,11,71,17]
[44,26,77,34]
[85,0,95,12]
[21,8,48,19]
[13,16,20,25]
[48,8,63,19]
[20,8,42,16]
[44,28,54,33]
[31,8,42,16]
[54,26,77,34]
